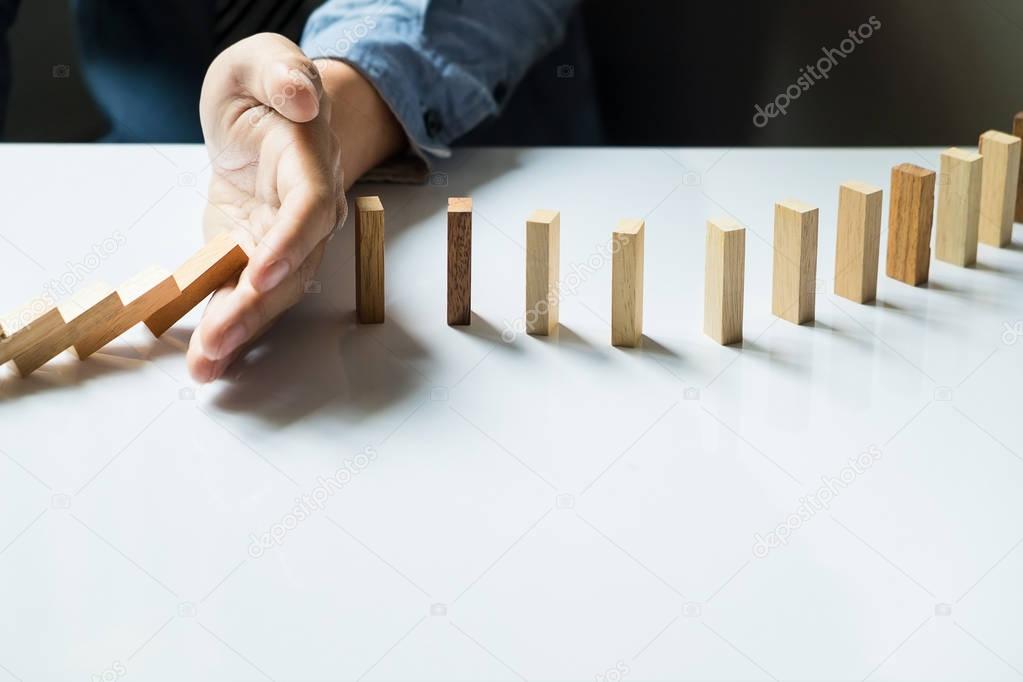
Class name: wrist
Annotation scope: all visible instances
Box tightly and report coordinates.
[313,59,406,188]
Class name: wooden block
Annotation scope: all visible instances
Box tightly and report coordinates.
[144,232,249,337]
[703,217,745,345]
[978,129,1022,247]
[11,282,119,376]
[355,196,385,324]
[1014,113,1023,223]
[771,199,818,325]
[0,298,66,374]
[525,209,560,336]
[71,267,180,359]
[447,197,472,326]
[886,163,936,286]
[935,148,983,267]
[834,181,883,303]
[611,218,645,347]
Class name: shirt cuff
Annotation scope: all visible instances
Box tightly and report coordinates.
[302,16,499,166]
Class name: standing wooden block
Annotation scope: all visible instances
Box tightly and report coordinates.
[0,299,66,374]
[611,219,645,347]
[144,232,249,337]
[935,148,983,267]
[1014,113,1023,223]
[12,282,119,376]
[355,196,385,324]
[525,209,560,336]
[978,130,1022,247]
[703,217,745,345]
[834,181,883,303]
[886,163,936,286]
[447,197,472,326]
[771,200,818,325]
[72,267,180,359]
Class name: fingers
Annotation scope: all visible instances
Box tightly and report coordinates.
[204,33,323,126]
[188,241,326,383]
[186,285,240,384]
[248,180,341,293]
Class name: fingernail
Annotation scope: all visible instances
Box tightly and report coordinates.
[195,362,216,384]
[218,324,247,359]
[206,357,229,383]
[257,260,290,292]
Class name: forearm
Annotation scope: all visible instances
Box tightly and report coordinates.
[314,58,405,191]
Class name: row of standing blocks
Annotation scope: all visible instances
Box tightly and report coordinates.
[1,123,1019,377]
[354,196,646,345]
[715,126,1022,340]
[355,125,1023,348]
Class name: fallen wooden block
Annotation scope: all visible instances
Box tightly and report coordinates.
[611,218,645,347]
[833,181,883,304]
[703,217,745,345]
[355,196,385,324]
[772,199,818,325]
[978,130,1022,247]
[0,299,66,375]
[935,148,983,267]
[71,267,180,359]
[1014,113,1023,223]
[12,282,119,375]
[525,209,560,336]
[144,232,248,337]
[447,197,472,326]
[886,163,936,286]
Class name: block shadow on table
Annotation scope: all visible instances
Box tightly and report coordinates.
[203,150,524,426]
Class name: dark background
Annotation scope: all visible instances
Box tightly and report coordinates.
[5,0,1023,145]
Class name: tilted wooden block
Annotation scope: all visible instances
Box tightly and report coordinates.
[611,218,645,347]
[834,181,883,303]
[144,232,248,337]
[355,196,385,324]
[771,199,818,325]
[935,148,983,267]
[447,197,472,326]
[886,163,936,286]
[978,129,1022,247]
[72,267,180,359]
[525,209,560,336]
[12,282,119,376]
[1014,113,1023,223]
[0,299,65,374]
[703,217,745,345]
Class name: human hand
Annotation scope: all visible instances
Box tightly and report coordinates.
[189,33,343,383]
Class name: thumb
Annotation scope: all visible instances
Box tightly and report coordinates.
[206,33,323,124]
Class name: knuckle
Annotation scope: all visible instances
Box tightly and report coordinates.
[248,288,273,329]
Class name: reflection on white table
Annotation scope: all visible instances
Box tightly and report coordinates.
[1,145,1022,681]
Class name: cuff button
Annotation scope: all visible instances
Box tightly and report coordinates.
[424,109,444,138]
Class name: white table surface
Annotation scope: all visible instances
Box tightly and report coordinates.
[1,145,1022,681]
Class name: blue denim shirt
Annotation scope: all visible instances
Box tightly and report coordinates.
[301,0,581,159]
[0,0,594,152]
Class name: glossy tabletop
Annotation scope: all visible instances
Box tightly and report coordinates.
[1,145,1022,681]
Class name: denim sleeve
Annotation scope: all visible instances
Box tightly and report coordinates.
[300,0,580,159]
